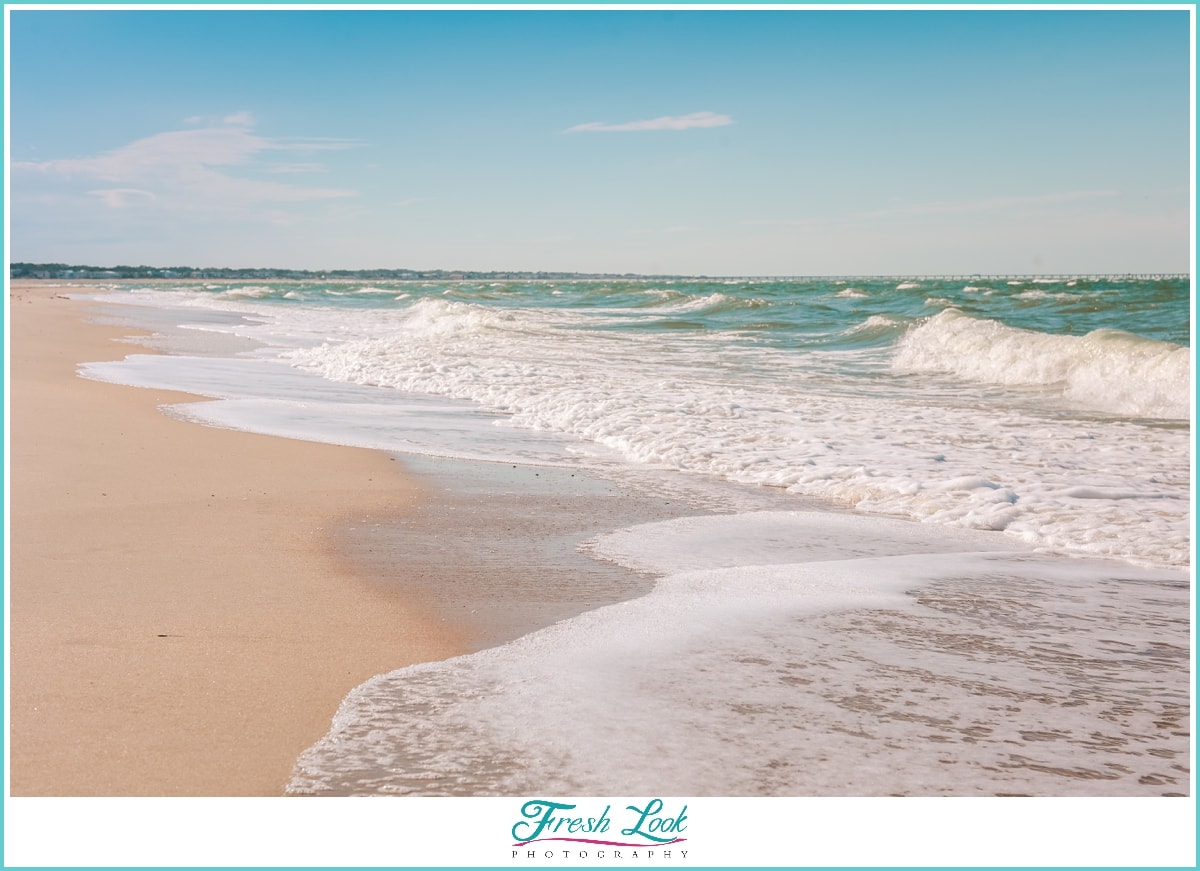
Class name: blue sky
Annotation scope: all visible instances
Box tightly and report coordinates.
[7,7,1193,275]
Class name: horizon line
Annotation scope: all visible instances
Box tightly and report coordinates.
[9,262,1192,282]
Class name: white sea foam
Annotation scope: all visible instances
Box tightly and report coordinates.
[893,309,1190,420]
[583,510,1028,576]
[280,299,1188,567]
[80,287,1192,569]
[78,353,597,467]
[289,511,1189,796]
[1014,289,1083,301]
[654,291,737,313]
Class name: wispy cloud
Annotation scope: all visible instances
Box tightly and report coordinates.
[222,110,255,127]
[13,116,361,217]
[184,110,256,128]
[565,111,733,133]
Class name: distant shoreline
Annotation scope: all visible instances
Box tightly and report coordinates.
[9,263,1190,282]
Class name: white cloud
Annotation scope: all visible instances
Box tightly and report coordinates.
[13,117,360,218]
[222,110,255,127]
[565,111,734,133]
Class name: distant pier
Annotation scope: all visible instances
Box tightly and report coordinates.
[762,273,1191,283]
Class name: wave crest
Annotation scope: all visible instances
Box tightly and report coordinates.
[893,309,1190,420]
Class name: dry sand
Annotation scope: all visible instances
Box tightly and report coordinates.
[7,281,468,796]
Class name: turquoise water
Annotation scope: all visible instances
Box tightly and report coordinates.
[73,273,1192,796]
[127,273,1191,344]
[82,274,1191,566]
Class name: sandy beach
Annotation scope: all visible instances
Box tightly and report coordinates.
[7,281,467,795]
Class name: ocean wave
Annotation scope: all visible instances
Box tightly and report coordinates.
[837,314,908,346]
[645,291,769,316]
[393,297,525,340]
[220,285,277,298]
[892,309,1191,420]
[95,279,1187,569]
[287,303,1189,567]
[658,291,735,312]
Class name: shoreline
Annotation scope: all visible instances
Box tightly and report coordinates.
[7,279,1191,801]
[6,279,783,795]
[7,281,468,795]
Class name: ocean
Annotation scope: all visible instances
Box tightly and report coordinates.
[74,274,1191,796]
